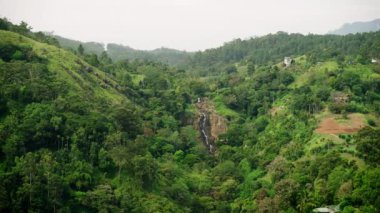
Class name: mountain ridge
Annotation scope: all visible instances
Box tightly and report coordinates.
[53,35,193,66]
[328,18,380,35]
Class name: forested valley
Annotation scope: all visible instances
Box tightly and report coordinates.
[0,18,380,212]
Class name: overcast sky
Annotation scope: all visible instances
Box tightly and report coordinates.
[0,0,379,51]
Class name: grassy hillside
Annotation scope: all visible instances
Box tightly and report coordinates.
[1,30,126,104]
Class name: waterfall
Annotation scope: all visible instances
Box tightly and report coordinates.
[200,113,209,145]
[200,112,212,152]
[197,98,220,153]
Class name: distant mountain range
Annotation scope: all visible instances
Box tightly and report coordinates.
[53,18,380,66]
[106,43,192,67]
[54,35,105,55]
[53,35,193,67]
[328,18,380,35]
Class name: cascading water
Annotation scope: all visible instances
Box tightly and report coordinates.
[196,98,226,153]
[200,112,213,152]
[200,113,209,144]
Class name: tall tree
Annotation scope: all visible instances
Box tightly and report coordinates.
[78,44,84,55]
[108,145,129,182]
[247,62,255,75]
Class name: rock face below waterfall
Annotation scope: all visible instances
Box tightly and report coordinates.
[194,98,228,152]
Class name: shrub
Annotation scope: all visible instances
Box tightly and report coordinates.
[367,119,376,127]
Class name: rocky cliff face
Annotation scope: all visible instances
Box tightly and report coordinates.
[194,98,227,153]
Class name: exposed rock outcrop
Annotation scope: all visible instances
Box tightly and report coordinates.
[194,98,227,153]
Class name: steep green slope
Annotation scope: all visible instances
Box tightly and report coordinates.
[0,28,191,212]
[0,30,126,105]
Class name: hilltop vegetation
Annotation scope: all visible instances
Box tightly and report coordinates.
[54,35,105,56]
[186,31,380,74]
[54,27,380,71]
[0,18,380,212]
[54,35,192,67]
[106,44,192,67]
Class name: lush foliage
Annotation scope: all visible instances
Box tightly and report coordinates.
[0,19,379,212]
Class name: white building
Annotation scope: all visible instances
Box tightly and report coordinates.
[313,208,334,213]
[284,57,293,67]
[371,58,378,63]
[313,205,340,213]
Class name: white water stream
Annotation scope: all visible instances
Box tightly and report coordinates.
[200,112,213,152]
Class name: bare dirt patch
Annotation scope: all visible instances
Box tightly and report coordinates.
[315,114,366,134]
[270,106,285,116]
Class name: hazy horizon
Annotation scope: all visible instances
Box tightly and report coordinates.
[1,0,379,51]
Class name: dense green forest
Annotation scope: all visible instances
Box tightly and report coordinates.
[0,18,380,212]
